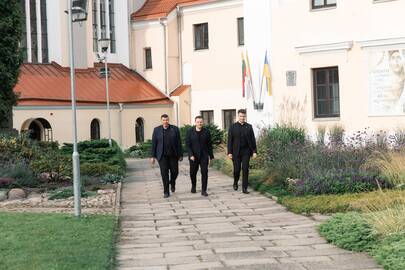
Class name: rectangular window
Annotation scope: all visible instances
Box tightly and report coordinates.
[237,17,244,46]
[92,0,98,52]
[20,0,28,62]
[100,0,107,39]
[40,0,48,63]
[144,48,152,70]
[312,0,337,9]
[201,110,214,125]
[222,109,236,130]
[30,0,37,63]
[109,0,116,53]
[194,23,209,50]
[313,67,340,118]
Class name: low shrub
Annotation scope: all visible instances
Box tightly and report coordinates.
[372,233,405,270]
[0,161,38,188]
[31,152,72,182]
[320,212,405,270]
[319,212,377,252]
[100,173,123,184]
[48,187,95,200]
[288,169,389,196]
[362,150,405,188]
[126,140,152,158]
[62,139,126,177]
[360,190,405,237]
[80,163,123,177]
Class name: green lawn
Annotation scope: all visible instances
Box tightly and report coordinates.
[0,213,117,270]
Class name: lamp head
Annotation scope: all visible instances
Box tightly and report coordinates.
[98,38,111,53]
[71,0,88,22]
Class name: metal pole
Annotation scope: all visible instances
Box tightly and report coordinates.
[105,54,112,147]
[68,0,81,217]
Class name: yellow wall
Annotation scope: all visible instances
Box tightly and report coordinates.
[13,104,173,149]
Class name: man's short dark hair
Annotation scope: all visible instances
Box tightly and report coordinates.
[161,114,169,119]
[238,109,247,115]
[195,115,203,121]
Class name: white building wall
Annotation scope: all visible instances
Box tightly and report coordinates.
[181,0,246,129]
[244,0,405,135]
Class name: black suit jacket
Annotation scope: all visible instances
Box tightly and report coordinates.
[151,125,183,161]
[185,127,214,160]
[227,122,257,156]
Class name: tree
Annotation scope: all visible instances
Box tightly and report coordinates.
[0,0,23,130]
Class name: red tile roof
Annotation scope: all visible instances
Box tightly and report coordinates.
[14,62,172,106]
[170,85,190,96]
[132,0,214,21]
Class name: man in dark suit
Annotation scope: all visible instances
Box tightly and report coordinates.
[185,116,214,196]
[151,114,183,198]
[227,109,257,194]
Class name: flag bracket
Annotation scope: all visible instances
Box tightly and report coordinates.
[254,102,264,111]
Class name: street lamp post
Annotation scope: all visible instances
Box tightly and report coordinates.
[67,0,88,218]
[98,38,112,147]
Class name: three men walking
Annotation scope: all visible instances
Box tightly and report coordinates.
[151,109,256,198]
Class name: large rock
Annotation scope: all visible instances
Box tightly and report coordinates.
[0,190,7,201]
[8,188,27,200]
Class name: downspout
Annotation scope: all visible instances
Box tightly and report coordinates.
[176,6,183,84]
[159,18,168,94]
[175,99,180,127]
[118,103,124,148]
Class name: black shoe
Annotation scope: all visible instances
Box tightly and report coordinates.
[201,191,208,197]
[233,183,238,191]
[164,193,170,198]
[171,186,175,193]
[191,187,196,193]
[242,188,249,194]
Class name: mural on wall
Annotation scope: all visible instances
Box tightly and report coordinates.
[369,49,405,116]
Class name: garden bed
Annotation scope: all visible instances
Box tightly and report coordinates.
[0,136,126,214]
[0,185,118,214]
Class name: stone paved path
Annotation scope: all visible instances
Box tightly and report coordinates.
[116,159,381,270]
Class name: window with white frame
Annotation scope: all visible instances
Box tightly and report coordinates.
[237,17,244,46]
[311,0,337,9]
[20,0,49,63]
[194,23,209,50]
[222,109,236,130]
[109,0,116,53]
[93,0,116,53]
[144,48,152,70]
[201,110,214,125]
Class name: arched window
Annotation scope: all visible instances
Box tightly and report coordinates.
[90,119,101,140]
[135,118,144,143]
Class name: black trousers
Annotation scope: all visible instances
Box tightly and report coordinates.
[158,155,179,194]
[189,156,209,192]
[233,150,251,190]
